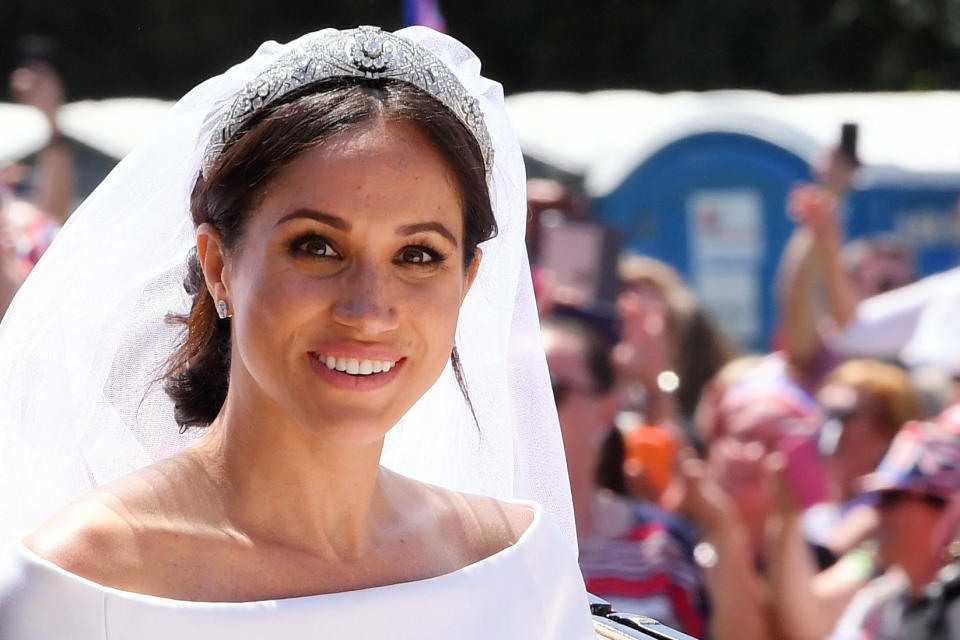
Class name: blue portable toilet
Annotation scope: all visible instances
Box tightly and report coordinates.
[508,90,960,351]
[847,175,960,279]
[591,130,813,349]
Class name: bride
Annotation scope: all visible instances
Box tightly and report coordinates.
[0,26,594,639]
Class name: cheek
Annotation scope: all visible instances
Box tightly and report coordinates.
[397,274,464,354]
[231,262,322,359]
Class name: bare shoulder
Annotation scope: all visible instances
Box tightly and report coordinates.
[23,490,145,588]
[22,455,210,589]
[441,490,536,545]
[382,469,535,560]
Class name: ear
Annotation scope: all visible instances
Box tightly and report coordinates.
[460,247,482,303]
[196,223,231,309]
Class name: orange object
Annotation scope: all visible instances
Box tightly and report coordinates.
[624,424,678,498]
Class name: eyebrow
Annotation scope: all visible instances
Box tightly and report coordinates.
[276,209,458,247]
[396,222,458,247]
[274,209,350,230]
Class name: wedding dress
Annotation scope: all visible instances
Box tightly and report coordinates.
[0,25,595,640]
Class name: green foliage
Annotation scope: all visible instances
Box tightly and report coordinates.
[3,0,960,99]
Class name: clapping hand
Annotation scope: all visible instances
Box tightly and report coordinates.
[662,450,739,532]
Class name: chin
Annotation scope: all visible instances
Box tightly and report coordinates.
[303,403,403,445]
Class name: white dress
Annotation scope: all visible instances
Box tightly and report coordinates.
[0,502,596,640]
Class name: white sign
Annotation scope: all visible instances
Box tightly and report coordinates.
[686,189,765,347]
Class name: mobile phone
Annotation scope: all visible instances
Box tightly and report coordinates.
[840,122,859,166]
[538,219,621,304]
[779,431,831,509]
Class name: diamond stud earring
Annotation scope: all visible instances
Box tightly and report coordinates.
[216,299,232,319]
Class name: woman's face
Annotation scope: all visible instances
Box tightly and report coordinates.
[817,383,890,499]
[204,118,479,444]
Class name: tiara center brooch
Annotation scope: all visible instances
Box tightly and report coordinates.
[350,29,395,73]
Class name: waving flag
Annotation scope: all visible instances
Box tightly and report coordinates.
[402,0,447,32]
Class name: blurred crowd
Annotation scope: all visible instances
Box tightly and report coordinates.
[533,143,960,640]
[5,48,960,640]
[1,54,72,317]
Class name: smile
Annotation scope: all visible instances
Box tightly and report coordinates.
[313,353,399,376]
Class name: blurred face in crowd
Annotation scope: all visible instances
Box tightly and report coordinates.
[848,251,915,300]
[876,490,948,587]
[817,383,895,502]
[708,399,799,527]
[544,326,614,443]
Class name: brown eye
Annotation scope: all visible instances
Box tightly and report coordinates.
[293,235,339,258]
[400,246,439,264]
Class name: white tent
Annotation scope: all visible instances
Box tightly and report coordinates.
[0,98,173,163]
[0,104,50,164]
[5,91,960,192]
[505,90,960,196]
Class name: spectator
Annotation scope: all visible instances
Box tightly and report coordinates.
[671,356,921,640]
[778,174,960,388]
[778,184,916,386]
[827,418,960,639]
[613,254,735,440]
[663,447,776,640]
[9,56,74,225]
[765,359,924,640]
[1,57,72,316]
[694,353,820,560]
[542,314,706,636]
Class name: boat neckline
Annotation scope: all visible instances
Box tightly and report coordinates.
[14,499,542,607]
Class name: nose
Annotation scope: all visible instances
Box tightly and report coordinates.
[330,260,399,336]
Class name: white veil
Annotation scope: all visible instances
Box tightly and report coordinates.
[0,27,575,549]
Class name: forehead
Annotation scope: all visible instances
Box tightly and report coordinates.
[251,118,463,231]
[817,383,860,410]
[724,399,799,446]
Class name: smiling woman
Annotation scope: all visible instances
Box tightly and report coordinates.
[166,80,494,435]
[191,116,479,444]
[0,27,593,640]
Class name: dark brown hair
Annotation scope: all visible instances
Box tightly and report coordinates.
[163,78,497,429]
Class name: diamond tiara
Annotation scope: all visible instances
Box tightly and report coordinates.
[201,26,494,179]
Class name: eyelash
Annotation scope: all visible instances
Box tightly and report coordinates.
[398,245,445,265]
[289,234,447,266]
[291,234,339,258]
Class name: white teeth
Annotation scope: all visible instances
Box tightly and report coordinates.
[316,354,398,376]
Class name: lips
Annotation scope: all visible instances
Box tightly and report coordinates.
[306,347,406,391]
[313,353,398,376]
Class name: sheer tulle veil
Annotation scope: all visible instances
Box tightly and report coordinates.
[0,27,575,549]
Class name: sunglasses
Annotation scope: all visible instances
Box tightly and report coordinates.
[823,405,859,423]
[878,489,948,510]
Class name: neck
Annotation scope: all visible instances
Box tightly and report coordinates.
[899,556,943,599]
[190,378,387,560]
